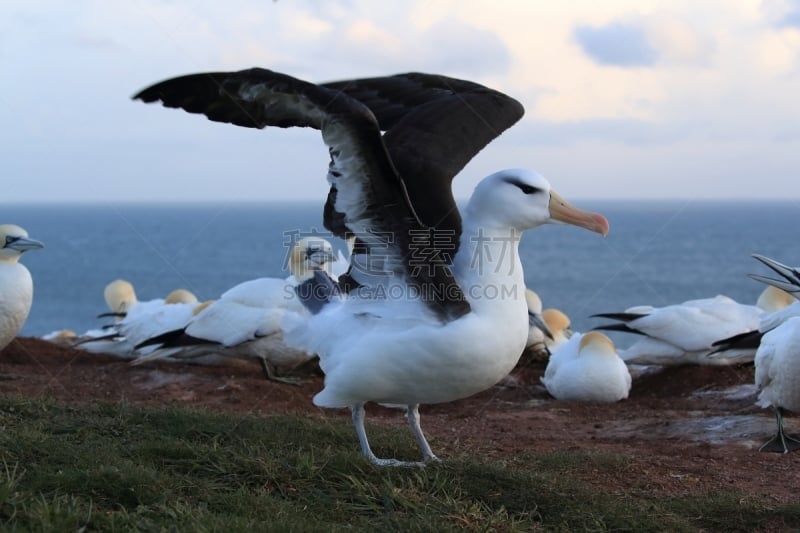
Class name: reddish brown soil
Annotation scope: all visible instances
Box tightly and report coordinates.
[2,337,799,504]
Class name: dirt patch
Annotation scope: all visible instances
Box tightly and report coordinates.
[2,337,799,504]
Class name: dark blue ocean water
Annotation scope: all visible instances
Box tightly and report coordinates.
[3,201,799,340]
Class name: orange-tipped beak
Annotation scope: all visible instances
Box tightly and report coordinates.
[548,190,610,236]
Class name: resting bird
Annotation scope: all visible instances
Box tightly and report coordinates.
[521,289,553,359]
[75,287,200,357]
[592,286,790,366]
[754,316,800,453]
[98,279,139,322]
[130,237,338,382]
[541,308,573,351]
[518,302,571,366]
[133,67,609,467]
[0,224,44,352]
[711,255,799,358]
[42,279,138,344]
[541,332,630,402]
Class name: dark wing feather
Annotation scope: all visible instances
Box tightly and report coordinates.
[134,328,217,350]
[592,323,647,336]
[133,68,470,320]
[134,69,326,129]
[322,73,525,240]
[590,312,649,322]
[708,329,763,354]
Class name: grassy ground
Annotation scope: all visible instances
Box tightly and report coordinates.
[0,395,798,532]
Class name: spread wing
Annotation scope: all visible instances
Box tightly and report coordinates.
[321,73,525,241]
[133,68,470,320]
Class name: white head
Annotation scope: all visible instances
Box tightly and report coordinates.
[289,237,336,279]
[466,169,609,235]
[0,224,44,263]
[103,279,138,314]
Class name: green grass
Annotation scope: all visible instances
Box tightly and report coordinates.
[0,395,798,532]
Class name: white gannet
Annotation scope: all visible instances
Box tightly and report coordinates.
[592,287,789,366]
[749,253,800,298]
[98,279,139,322]
[41,329,79,345]
[710,254,799,359]
[754,316,800,453]
[711,296,800,360]
[133,68,609,466]
[541,308,573,352]
[524,289,552,356]
[541,332,630,402]
[42,279,138,344]
[518,304,572,367]
[0,224,44,351]
[76,287,200,358]
[130,237,338,382]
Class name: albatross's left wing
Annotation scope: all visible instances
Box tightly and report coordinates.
[133,68,471,321]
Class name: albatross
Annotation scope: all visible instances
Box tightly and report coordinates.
[133,68,610,467]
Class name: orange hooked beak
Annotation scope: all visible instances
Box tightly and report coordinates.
[548,190,610,236]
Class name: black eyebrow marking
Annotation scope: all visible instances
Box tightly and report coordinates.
[503,177,542,195]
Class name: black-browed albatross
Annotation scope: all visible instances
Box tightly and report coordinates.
[133,68,610,467]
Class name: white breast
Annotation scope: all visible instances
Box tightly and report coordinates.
[0,262,34,350]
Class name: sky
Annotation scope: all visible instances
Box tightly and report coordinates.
[2,0,800,203]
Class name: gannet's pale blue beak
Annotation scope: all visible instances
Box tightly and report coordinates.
[5,236,44,252]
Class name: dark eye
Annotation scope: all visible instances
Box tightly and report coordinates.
[504,177,543,195]
[518,183,540,195]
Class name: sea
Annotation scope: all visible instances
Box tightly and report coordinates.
[3,201,799,344]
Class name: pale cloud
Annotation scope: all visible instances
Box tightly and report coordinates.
[763,0,800,27]
[1,0,798,203]
[573,21,659,67]
[288,10,512,78]
[573,15,714,68]
[754,31,800,75]
[643,16,715,66]
[513,118,697,147]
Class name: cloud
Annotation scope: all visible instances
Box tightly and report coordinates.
[645,17,714,67]
[510,118,698,147]
[573,16,714,69]
[302,16,512,78]
[762,0,800,29]
[779,10,800,27]
[573,21,658,67]
[420,20,511,75]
